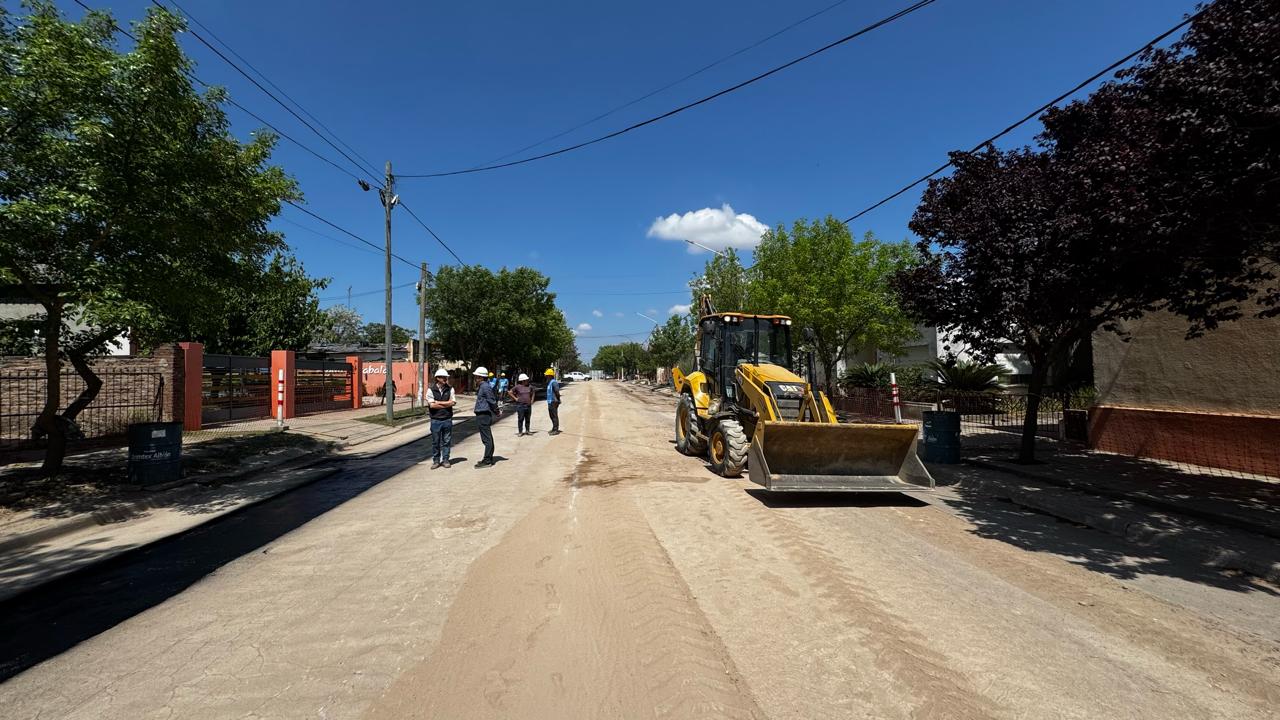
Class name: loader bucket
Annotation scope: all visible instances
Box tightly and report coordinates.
[748,421,934,492]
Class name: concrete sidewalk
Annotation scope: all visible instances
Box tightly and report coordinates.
[934,450,1280,583]
[964,448,1280,540]
[0,399,497,603]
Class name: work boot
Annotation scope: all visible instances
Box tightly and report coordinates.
[430,462,441,470]
[441,460,451,468]
[475,459,493,468]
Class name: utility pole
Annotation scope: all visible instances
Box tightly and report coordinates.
[347,285,351,308]
[417,262,428,410]
[381,161,397,423]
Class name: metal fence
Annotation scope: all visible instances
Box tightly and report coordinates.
[832,388,1078,449]
[0,367,164,449]
[295,358,353,416]
[202,354,272,425]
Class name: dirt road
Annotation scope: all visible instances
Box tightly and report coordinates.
[3,381,1277,719]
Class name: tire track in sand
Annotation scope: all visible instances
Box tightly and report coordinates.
[363,386,762,719]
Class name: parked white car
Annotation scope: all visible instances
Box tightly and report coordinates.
[565,371,590,382]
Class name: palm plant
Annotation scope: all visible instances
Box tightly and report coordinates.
[927,359,1003,392]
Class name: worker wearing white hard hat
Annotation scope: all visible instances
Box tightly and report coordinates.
[472,366,498,467]
[508,372,535,436]
[427,368,456,469]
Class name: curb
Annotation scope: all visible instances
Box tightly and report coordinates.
[959,473,1280,584]
[0,445,335,555]
[962,457,1279,540]
[0,420,440,603]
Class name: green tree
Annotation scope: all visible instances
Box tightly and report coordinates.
[424,265,573,373]
[149,253,327,355]
[750,218,917,395]
[0,4,298,472]
[592,342,650,377]
[688,248,751,315]
[315,306,365,345]
[647,314,695,371]
[361,322,414,347]
[556,342,583,373]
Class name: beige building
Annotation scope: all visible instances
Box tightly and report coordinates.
[1091,309,1279,476]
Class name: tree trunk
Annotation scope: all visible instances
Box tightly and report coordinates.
[821,356,837,398]
[36,302,66,475]
[62,329,116,423]
[1018,364,1049,464]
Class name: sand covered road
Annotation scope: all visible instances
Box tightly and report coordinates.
[5,380,1276,719]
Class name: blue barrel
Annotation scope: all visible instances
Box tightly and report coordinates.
[921,411,961,464]
[127,422,183,486]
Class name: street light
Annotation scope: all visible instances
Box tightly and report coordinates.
[683,238,729,258]
[636,312,660,326]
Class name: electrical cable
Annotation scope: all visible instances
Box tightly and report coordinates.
[284,200,418,269]
[398,0,939,178]
[842,11,1197,224]
[397,201,466,265]
[149,0,381,186]
[318,281,416,302]
[160,0,382,182]
[476,0,856,167]
[69,0,374,187]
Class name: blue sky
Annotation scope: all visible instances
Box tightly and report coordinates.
[58,0,1199,359]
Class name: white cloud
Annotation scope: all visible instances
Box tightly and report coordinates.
[576,322,593,331]
[647,203,767,253]
[646,308,657,316]
[592,309,603,318]
[668,304,691,315]
[613,312,624,318]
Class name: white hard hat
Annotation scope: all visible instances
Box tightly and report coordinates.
[473,366,489,378]
[434,368,449,378]
[517,373,529,381]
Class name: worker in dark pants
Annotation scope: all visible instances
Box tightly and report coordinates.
[508,373,534,435]
[427,368,456,469]
[472,366,497,467]
[544,368,562,435]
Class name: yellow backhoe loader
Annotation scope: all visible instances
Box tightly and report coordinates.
[671,297,933,492]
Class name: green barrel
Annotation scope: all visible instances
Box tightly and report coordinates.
[921,411,961,464]
[127,422,183,486]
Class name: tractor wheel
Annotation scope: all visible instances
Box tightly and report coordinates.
[675,394,706,455]
[708,418,748,478]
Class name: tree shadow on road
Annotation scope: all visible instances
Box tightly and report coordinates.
[939,476,1280,597]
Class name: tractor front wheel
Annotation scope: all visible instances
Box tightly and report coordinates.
[675,394,707,456]
[708,418,748,478]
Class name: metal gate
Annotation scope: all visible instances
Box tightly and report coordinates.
[295,358,354,416]
[201,354,272,425]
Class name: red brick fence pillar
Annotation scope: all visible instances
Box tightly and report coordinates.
[178,341,203,430]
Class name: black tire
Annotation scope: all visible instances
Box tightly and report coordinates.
[675,394,707,456]
[708,418,748,478]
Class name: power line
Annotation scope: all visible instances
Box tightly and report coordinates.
[477,0,855,167]
[842,11,1198,224]
[149,0,381,186]
[280,215,378,254]
[398,0,939,178]
[318,281,416,302]
[69,0,372,187]
[554,290,688,296]
[284,200,418,269]
[575,330,652,339]
[160,0,382,182]
[398,201,466,265]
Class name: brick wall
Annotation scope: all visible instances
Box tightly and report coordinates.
[0,345,184,442]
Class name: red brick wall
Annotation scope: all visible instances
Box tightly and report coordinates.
[0,346,183,440]
[1089,405,1280,477]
